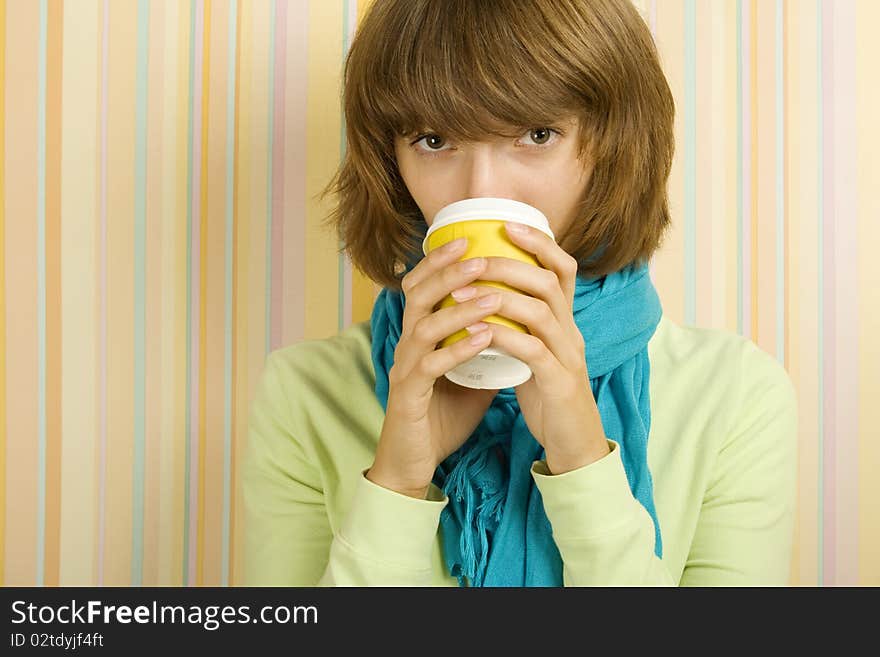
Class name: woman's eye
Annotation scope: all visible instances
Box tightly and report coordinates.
[527,128,553,145]
[411,127,560,157]
[412,134,449,153]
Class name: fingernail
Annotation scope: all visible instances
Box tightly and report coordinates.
[451,286,477,302]
[465,322,489,335]
[506,222,527,234]
[441,237,466,253]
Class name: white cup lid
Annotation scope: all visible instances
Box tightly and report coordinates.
[423,197,554,254]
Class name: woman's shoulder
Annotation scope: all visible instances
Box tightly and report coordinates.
[265,320,374,387]
[649,314,796,413]
[256,321,381,452]
[650,314,749,364]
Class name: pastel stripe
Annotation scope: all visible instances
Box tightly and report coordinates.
[228,0,245,589]
[153,0,169,587]
[781,0,797,584]
[5,0,39,586]
[816,0,828,586]
[45,0,64,589]
[180,2,197,586]
[740,0,757,341]
[694,0,712,329]
[196,0,213,587]
[264,0,276,357]
[182,0,195,588]
[143,0,164,588]
[233,0,272,585]
[36,0,47,588]
[856,0,880,586]
[172,0,191,588]
[707,0,730,329]
[130,0,149,587]
[106,0,137,586]
[736,0,744,336]
[803,0,821,587]
[230,0,250,588]
[203,0,229,586]
[724,2,742,334]
[776,0,786,365]
[782,0,791,381]
[831,0,858,586]
[755,0,776,355]
[185,0,204,587]
[775,0,792,574]
[749,0,759,344]
[759,0,778,356]
[790,0,821,586]
[158,0,190,587]
[198,0,213,586]
[269,0,285,351]
[724,0,738,335]
[230,0,247,587]
[303,1,342,340]
[97,0,109,587]
[174,0,190,587]
[59,0,99,586]
[683,0,695,326]
[285,0,308,343]
[821,0,839,587]
[221,0,238,587]
[651,0,685,322]
[0,0,6,587]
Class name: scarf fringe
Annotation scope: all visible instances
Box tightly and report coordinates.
[443,432,508,587]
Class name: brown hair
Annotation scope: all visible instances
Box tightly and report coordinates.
[319,0,675,291]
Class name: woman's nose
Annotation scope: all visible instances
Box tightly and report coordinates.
[462,146,514,200]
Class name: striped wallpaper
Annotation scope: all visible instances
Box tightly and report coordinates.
[0,0,877,587]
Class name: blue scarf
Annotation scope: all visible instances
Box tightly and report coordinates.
[370,258,663,586]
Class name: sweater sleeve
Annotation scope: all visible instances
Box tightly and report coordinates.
[531,440,677,586]
[320,473,448,586]
[532,340,798,587]
[241,352,448,586]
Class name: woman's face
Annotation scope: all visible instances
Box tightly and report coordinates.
[393,116,594,238]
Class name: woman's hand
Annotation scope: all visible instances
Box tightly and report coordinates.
[367,238,505,499]
[476,222,611,475]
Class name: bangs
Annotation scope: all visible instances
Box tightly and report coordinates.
[362,0,588,142]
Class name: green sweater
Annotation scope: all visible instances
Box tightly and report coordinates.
[242,314,798,586]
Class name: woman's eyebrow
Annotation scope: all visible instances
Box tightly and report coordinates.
[397,115,579,141]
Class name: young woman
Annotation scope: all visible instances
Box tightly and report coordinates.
[242,0,798,586]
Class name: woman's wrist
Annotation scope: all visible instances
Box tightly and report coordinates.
[544,438,611,475]
[365,463,432,500]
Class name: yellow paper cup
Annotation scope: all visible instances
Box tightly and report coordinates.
[422,197,555,389]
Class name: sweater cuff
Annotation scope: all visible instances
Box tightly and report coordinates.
[531,440,644,539]
[337,470,449,571]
